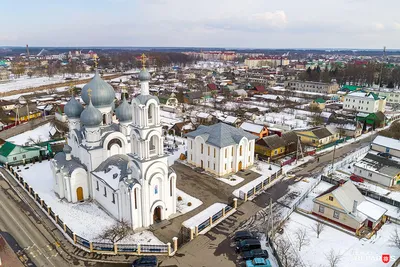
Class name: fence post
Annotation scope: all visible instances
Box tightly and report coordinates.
[47,207,51,215]
[253,187,256,195]
[55,215,58,224]
[244,193,248,202]
[73,233,77,244]
[167,242,171,255]
[222,208,225,217]
[29,187,32,194]
[190,227,194,240]
[209,216,213,226]
[137,244,141,255]
[195,226,199,236]
[233,198,238,209]
[90,242,93,252]
[261,180,264,189]
[114,244,118,254]
[172,237,178,252]
[63,223,67,232]
[40,199,44,207]
[34,193,38,201]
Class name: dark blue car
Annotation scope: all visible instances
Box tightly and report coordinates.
[132,256,158,267]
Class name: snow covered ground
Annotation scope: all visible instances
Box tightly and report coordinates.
[282,156,315,173]
[279,212,400,267]
[297,181,335,211]
[15,161,164,245]
[166,136,187,166]
[217,175,244,186]
[6,123,56,145]
[182,203,231,229]
[0,74,92,93]
[176,189,203,214]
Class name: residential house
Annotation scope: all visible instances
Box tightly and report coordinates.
[356,111,386,130]
[281,131,299,154]
[244,112,256,121]
[353,153,400,187]
[171,121,196,136]
[184,91,203,104]
[296,127,339,147]
[0,139,43,165]
[234,89,248,98]
[250,85,267,95]
[313,180,387,235]
[6,105,42,122]
[343,91,386,113]
[255,134,286,159]
[186,123,256,176]
[284,80,339,94]
[310,98,326,110]
[371,135,400,158]
[239,122,269,139]
[0,100,16,111]
[223,116,241,127]
[207,83,218,92]
[196,112,216,126]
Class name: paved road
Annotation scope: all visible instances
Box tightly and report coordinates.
[159,133,378,267]
[0,179,69,267]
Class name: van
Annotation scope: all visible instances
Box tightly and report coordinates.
[236,239,261,253]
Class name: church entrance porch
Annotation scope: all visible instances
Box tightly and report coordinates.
[238,161,243,171]
[76,187,84,202]
[153,206,162,223]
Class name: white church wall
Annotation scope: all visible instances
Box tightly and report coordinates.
[70,168,89,203]
[94,178,119,219]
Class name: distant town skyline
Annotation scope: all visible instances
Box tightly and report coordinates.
[1,0,400,49]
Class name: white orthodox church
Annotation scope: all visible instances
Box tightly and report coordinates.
[51,63,177,229]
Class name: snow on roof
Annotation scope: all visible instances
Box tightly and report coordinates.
[320,112,332,119]
[197,112,211,119]
[224,115,238,123]
[93,165,122,190]
[357,201,387,221]
[182,203,228,228]
[240,122,264,133]
[373,135,400,151]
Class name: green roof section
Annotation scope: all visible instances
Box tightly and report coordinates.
[0,142,16,157]
[368,92,380,100]
[314,98,326,104]
[342,85,361,91]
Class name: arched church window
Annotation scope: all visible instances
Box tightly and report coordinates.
[148,104,155,124]
[103,114,107,125]
[149,135,157,155]
[134,188,137,209]
[154,185,158,195]
[170,178,173,197]
[107,139,122,150]
[240,145,243,156]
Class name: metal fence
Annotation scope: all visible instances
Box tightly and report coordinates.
[238,168,283,200]
[7,164,171,256]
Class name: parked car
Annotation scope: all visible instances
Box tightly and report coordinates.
[242,249,269,261]
[132,256,157,267]
[236,239,261,253]
[245,258,272,267]
[377,152,392,159]
[350,174,364,183]
[234,230,255,242]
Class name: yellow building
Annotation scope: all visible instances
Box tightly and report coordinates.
[255,134,286,159]
[296,127,339,148]
[313,181,387,234]
[310,98,326,110]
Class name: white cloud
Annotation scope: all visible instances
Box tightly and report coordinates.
[394,22,400,30]
[249,11,288,29]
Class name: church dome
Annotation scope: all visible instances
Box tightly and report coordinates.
[64,96,84,118]
[63,144,72,154]
[115,96,132,122]
[80,100,102,127]
[81,71,115,108]
[138,69,151,81]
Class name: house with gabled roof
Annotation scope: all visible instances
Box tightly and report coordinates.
[186,123,257,176]
[313,180,387,235]
[240,122,269,139]
[295,127,339,147]
[0,139,43,165]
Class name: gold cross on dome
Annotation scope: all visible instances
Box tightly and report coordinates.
[141,53,147,69]
[87,88,93,99]
[93,54,99,68]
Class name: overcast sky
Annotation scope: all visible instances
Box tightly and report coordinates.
[1,0,399,49]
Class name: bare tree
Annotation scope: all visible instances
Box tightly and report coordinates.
[325,249,343,267]
[390,228,400,249]
[275,238,302,267]
[97,220,133,243]
[294,227,310,251]
[311,221,326,238]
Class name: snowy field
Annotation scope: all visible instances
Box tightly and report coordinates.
[0,74,92,93]
[15,161,164,245]
[297,181,335,211]
[279,212,400,267]
[166,136,187,166]
[182,202,230,229]
[6,123,56,145]
[176,189,203,214]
